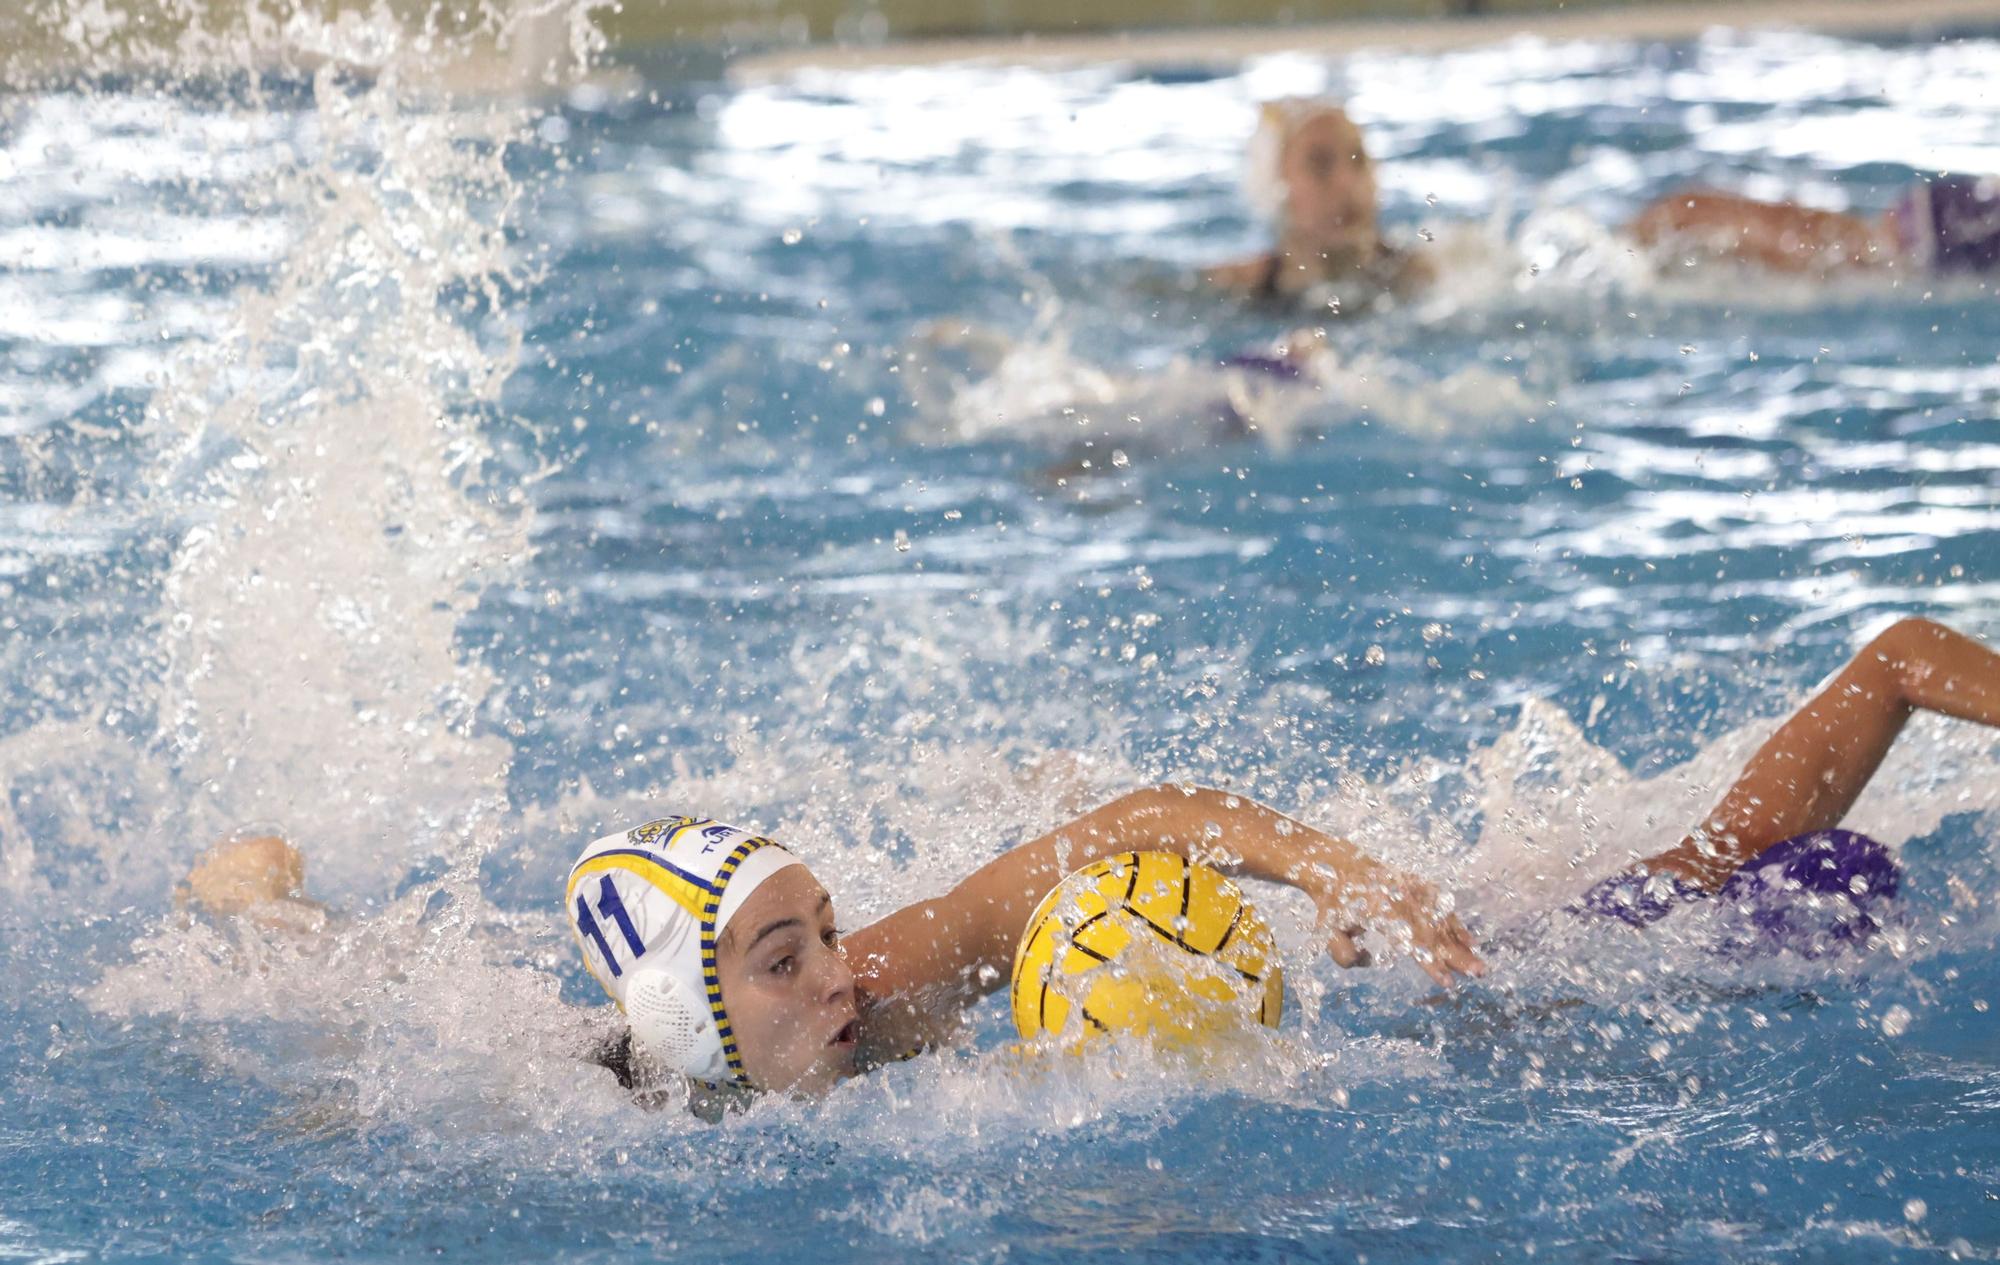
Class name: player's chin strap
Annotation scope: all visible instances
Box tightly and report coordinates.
[624,968,734,1087]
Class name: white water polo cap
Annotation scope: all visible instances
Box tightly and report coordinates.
[566,817,803,1085]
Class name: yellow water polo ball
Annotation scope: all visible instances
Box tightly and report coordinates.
[1010,851,1283,1048]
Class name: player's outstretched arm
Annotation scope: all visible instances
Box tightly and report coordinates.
[842,783,1484,1057]
[1641,618,2000,890]
[1628,189,1885,273]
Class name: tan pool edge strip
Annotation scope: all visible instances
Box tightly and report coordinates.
[728,0,2000,81]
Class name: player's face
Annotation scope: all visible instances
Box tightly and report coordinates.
[717,865,859,1096]
[1280,110,1378,251]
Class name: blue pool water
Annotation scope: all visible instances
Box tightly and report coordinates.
[2,10,1998,1261]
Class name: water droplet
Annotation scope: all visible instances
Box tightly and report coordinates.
[1110,449,1130,468]
[892,529,911,553]
[1904,1198,1927,1224]
[780,227,803,245]
[1363,644,1386,666]
[1880,1004,1912,1037]
[866,397,885,417]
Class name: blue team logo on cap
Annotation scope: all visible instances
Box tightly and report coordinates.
[699,823,736,853]
[627,816,702,849]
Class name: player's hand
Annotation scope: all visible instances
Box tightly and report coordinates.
[183,833,305,913]
[1313,865,1485,988]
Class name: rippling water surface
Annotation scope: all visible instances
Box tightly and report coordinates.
[1,10,1997,1262]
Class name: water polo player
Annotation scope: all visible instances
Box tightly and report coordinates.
[1629,175,2000,278]
[1203,98,1434,310]
[187,618,2000,1107]
[563,782,1484,1105]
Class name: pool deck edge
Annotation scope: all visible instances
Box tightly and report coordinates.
[726,0,2000,81]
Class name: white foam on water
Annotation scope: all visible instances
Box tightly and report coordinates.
[86,858,636,1148]
[902,309,1540,455]
[520,601,1155,928]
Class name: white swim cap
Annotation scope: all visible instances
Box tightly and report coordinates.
[1243,97,1368,225]
[566,817,803,1086]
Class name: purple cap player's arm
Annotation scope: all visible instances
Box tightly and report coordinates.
[1627,189,1888,274]
[1635,618,2000,893]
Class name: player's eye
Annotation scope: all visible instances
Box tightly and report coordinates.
[769,955,795,976]
[821,927,839,948]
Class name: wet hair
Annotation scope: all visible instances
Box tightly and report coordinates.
[593,1025,641,1090]
[593,1025,716,1113]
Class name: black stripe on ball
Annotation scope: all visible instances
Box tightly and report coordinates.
[1176,854,1192,950]
[1214,901,1244,955]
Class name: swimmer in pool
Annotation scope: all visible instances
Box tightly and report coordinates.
[186,617,2000,1103]
[1203,98,1434,310]
[908,100,1432,452]
[1629,175,2000,278]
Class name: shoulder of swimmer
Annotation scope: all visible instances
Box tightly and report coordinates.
[1383,242,1436,293]
[1202,251,1283,294]
[847,983,933,1069]
[1272,239,1424,300]
[841,926,981,1066]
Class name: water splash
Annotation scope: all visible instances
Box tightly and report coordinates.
[23,0,631,1147]
[0,0,608,900]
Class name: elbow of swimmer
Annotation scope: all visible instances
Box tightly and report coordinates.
[1121,780,1241,816]
[1876,615,1947,647]
[1865,616,1952,668]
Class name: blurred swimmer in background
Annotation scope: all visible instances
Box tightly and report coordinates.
[1211,101,2000,289]
[182,618,2000,1109]
[1203,98,1435,310]
[1630,175,2000,279]
[906,100,1494,456]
